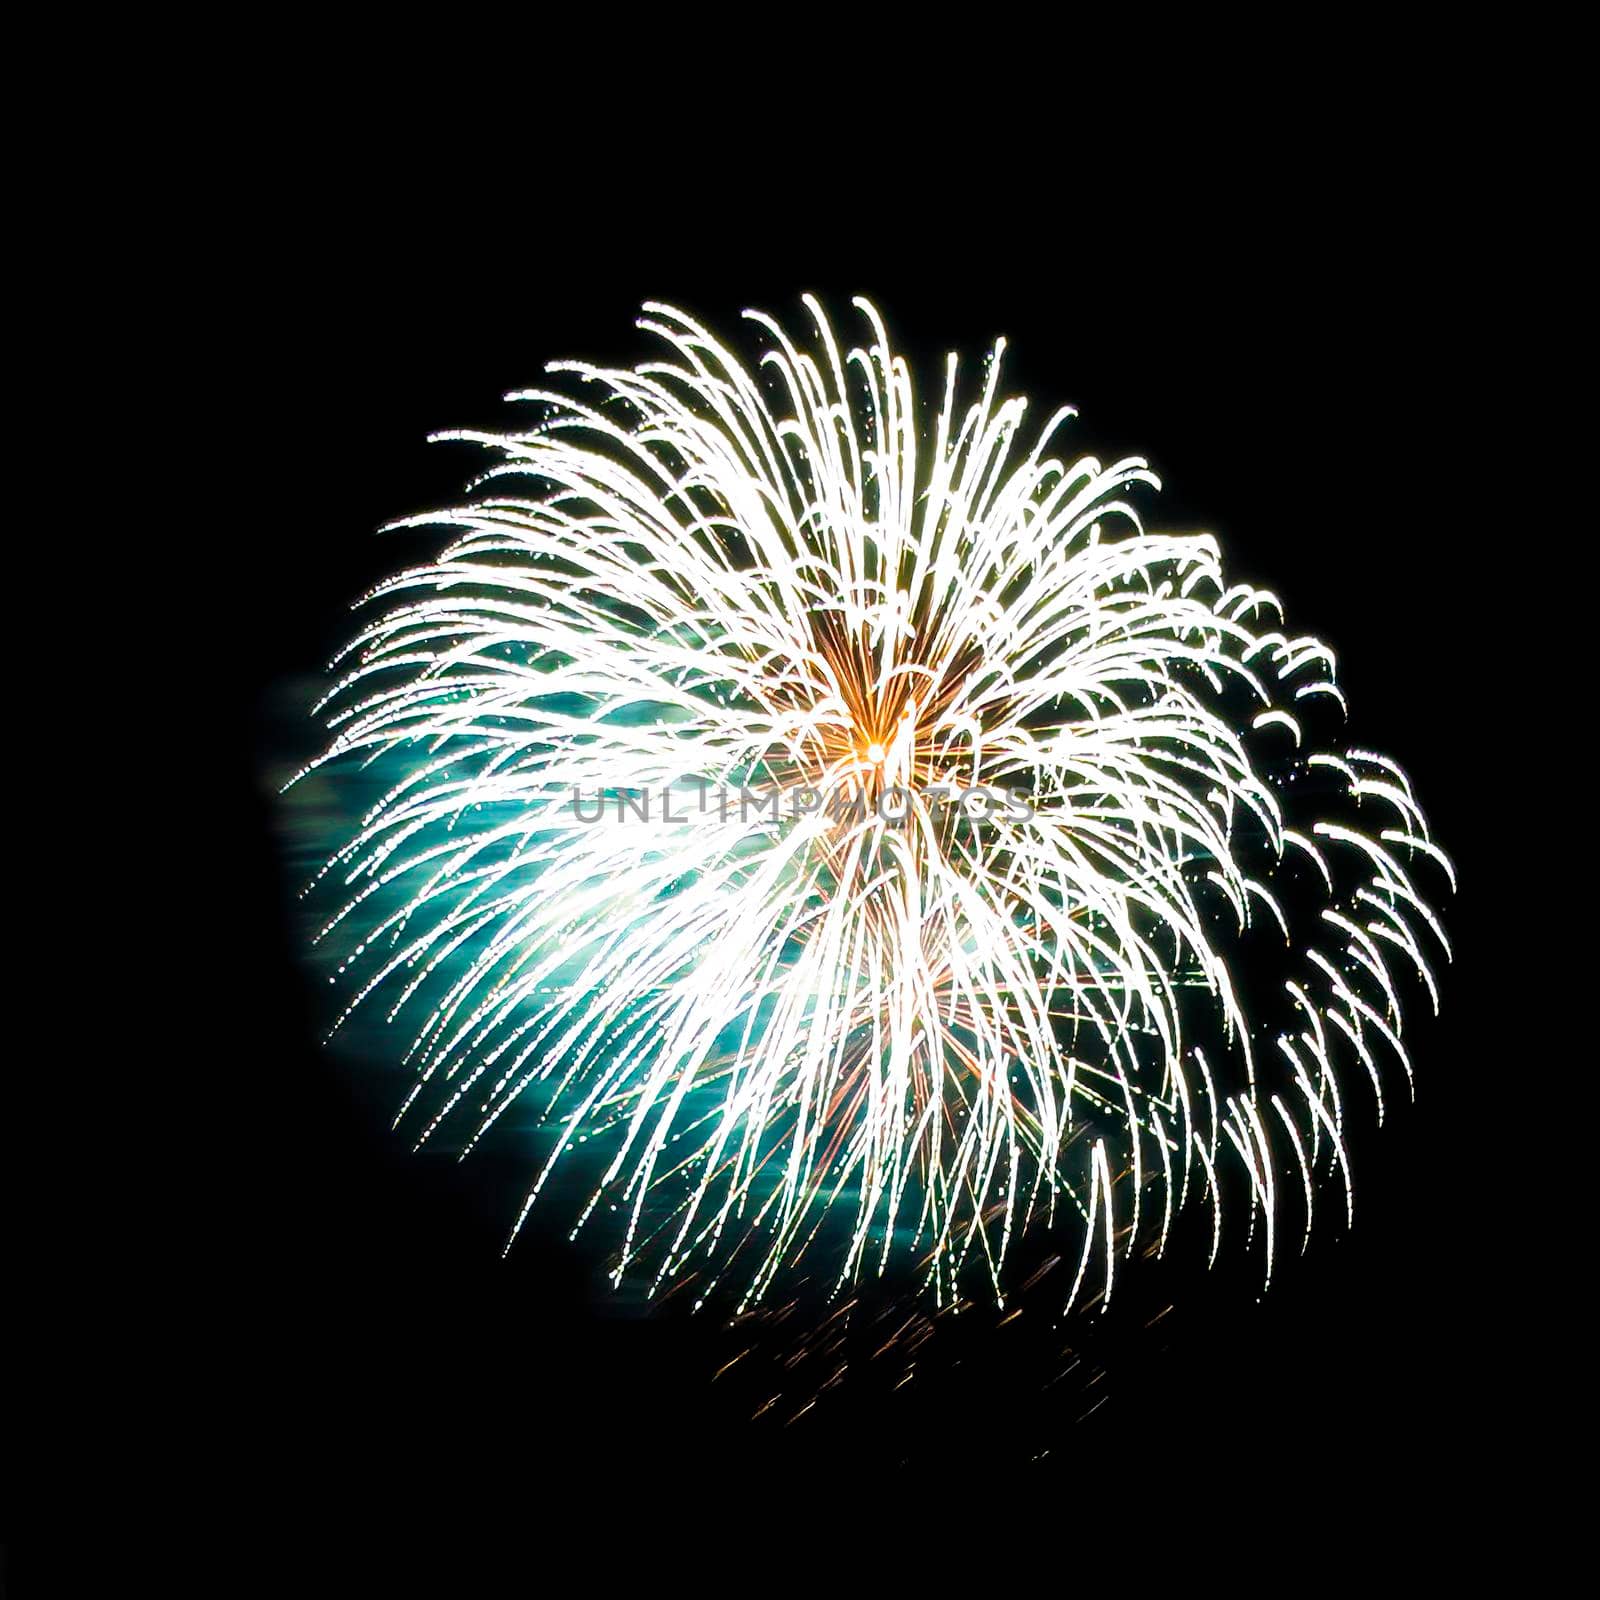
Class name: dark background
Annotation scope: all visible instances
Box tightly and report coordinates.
[190,134,1538,1573]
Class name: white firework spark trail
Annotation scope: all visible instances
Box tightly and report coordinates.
[294,297,1453,1317]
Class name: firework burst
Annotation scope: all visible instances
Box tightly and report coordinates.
[296,296,1452,1316]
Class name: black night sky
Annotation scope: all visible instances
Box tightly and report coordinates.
[181,118,1545,1581]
